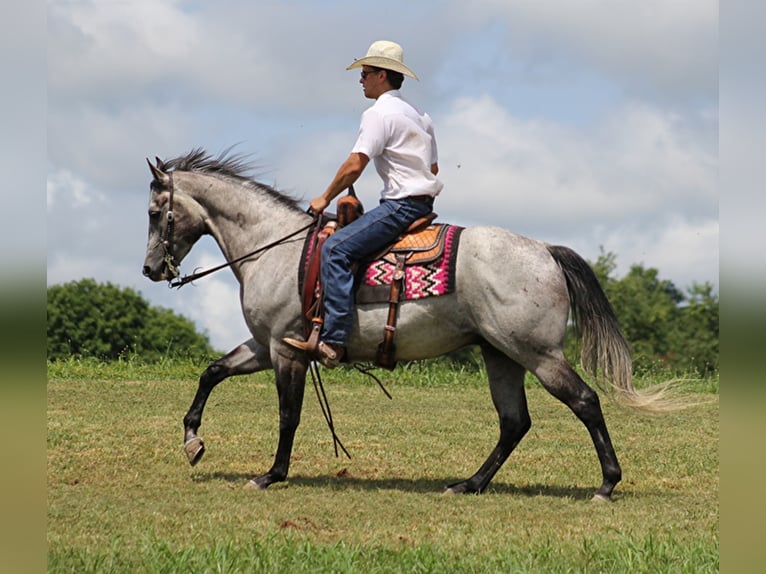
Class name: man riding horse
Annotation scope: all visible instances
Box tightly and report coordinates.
[284,40,442,367]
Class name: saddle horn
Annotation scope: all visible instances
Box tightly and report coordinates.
[336,185,364,227]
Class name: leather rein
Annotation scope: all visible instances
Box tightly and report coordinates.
[159,171,318,289]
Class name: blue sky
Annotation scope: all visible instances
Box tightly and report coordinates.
[45,0,718,351]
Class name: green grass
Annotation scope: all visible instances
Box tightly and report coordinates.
[48,359,718,573]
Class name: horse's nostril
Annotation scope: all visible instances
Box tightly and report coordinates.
[142,266,152,277]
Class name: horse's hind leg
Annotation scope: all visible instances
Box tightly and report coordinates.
[446,344,531,494]
[183,338,272,466]
[533,354,622,501]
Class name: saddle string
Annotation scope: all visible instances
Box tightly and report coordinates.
[353,364,393,400]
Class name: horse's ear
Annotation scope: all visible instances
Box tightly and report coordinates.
[146,157,170,186]
[155,156,166,170]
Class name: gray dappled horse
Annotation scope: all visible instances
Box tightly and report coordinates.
[142,149,669,501]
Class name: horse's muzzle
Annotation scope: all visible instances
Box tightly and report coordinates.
[142,264,166,282]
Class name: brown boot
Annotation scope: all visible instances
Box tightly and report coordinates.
[283,338,345,369]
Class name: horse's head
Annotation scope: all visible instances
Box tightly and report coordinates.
[142,158,206,282]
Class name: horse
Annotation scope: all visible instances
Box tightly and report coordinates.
[142,148,671,501]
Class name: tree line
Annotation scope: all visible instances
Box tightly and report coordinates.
[47,278,214,362]
[47,251,718,375]
[581,249,718,376]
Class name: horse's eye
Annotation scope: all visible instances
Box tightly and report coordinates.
[149,210,161,219]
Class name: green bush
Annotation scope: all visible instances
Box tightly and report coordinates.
[47,278,215,362]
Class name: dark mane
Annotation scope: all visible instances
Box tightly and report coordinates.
[163,147,303,211]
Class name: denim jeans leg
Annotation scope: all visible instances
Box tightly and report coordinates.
[320,198,433,346]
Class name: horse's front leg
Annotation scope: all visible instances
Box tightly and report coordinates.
[247,351,308,490]
[183,338,272,465]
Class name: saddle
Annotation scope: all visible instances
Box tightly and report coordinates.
[299,189,448,370]
[378,219,447,266]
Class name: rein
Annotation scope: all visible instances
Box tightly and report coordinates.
[169,218,317,289]
[160,169,318,289]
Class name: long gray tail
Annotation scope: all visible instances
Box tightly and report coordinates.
[547,245,679,411]
[546,244,632,392]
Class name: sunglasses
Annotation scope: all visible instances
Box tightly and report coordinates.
[360,69,383,79]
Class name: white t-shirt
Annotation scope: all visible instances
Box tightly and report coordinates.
[351,90,443,200]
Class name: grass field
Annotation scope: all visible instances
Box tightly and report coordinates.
[47,359,718,573]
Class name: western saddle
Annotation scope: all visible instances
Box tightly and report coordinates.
[301,188,448,369]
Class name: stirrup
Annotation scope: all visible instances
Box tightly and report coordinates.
[283,337,344,368]
[315,341,344,368]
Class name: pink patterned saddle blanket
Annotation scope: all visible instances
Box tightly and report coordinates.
[299,221,463,309]
[355,224,463,304]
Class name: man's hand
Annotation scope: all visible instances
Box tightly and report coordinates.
[309,195,330,214]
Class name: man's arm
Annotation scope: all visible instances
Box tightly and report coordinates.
[309,152,369,213]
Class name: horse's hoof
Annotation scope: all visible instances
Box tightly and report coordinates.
[244,476,273,491]
[183,437,205,466]
[591,493,613,503]
[243,479,264,491]
[444,482,474,495]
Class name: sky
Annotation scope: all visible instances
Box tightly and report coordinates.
[45,0,719,352]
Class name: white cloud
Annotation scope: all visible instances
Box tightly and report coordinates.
[48,103,196,188]
[47,253,106,287]
[47,0,356,112]
[460,0,717,99]
[436,95,716,227]
[601,217,719,289]
[47,169,106,210]
[48,0,201,100]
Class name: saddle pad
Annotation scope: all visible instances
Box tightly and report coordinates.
[356,225,463,304]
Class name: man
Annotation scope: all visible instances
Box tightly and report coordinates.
[285,40,443,367]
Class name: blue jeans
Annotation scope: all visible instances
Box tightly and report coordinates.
[320,196,434,346]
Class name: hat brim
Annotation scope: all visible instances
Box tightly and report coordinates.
[346,56,419,80]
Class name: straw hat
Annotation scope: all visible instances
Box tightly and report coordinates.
[346,40,419,80]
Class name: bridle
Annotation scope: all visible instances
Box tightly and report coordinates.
[159,171,181,280]
[155,170,318,289]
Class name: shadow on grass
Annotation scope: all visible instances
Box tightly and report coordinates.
[190,470,600,500]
